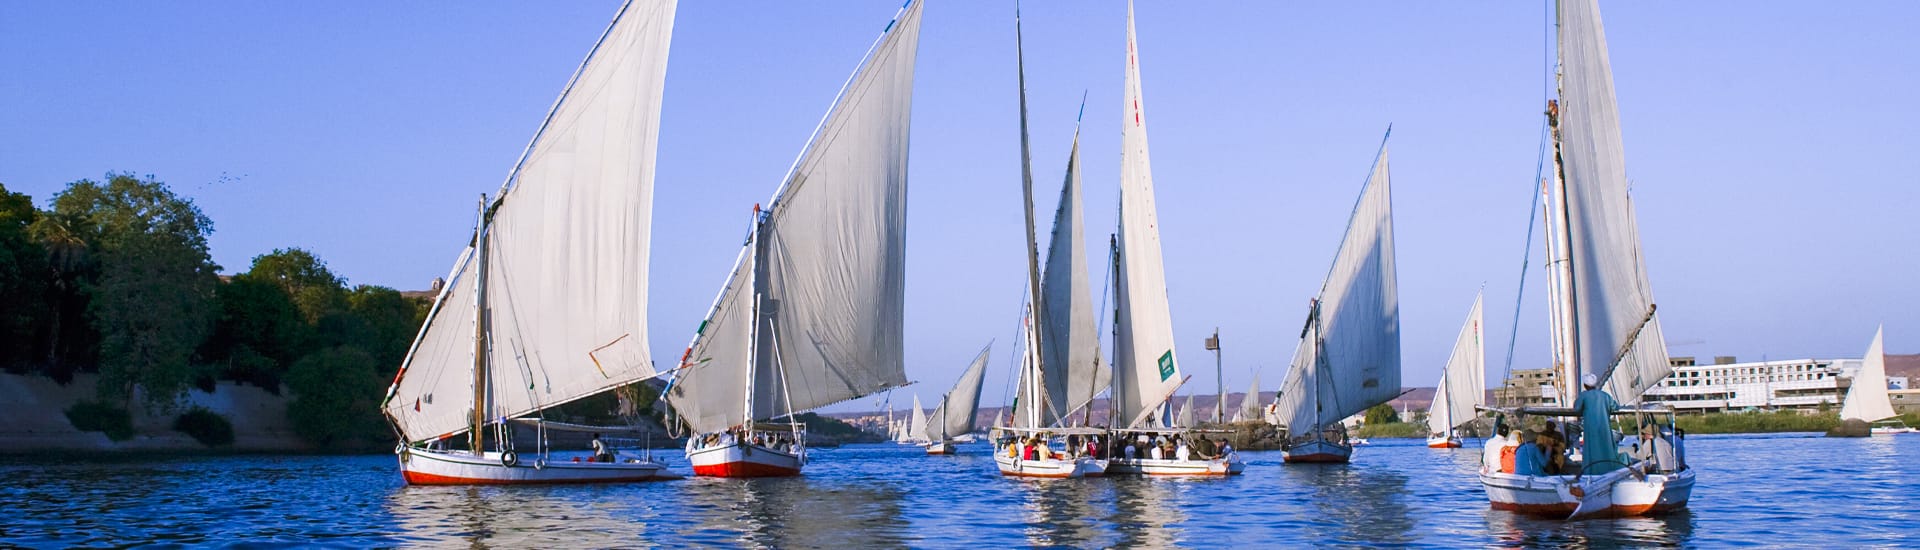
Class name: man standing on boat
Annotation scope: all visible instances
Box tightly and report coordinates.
[1572,374,1622,474]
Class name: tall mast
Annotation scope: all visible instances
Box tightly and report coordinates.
[1108,234,1122,426]
[1013,5,1050,421]
[743,206,763,428]
[470,194,492,454]
[1550,0,1582,405]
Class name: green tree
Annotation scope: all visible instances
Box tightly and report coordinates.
[1364,402,1400,425]
[0,183,49,371]
[286,345,391,449]
[27,208,99,380]
[245,248,346,325]
[200,276,305,391]
[45,174,218,410]
[314,285,425,363]
[91,230,218,409]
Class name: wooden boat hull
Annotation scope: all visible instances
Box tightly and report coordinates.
[1283,439,1353,463]
[1480,468,1694,518]
[686,441,803,478]
[398,447,668,485]
[1427,436,1462,448]
[994,454,1106,478]
[1107,455,1246,476]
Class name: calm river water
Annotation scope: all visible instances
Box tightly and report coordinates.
[1,433,1913,548]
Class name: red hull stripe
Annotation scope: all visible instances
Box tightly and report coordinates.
[1000,471,1075,478]
[1428,443,1462,448]
[402,470,664,485]
[1491,501,1674,518]
[693,461,801,478]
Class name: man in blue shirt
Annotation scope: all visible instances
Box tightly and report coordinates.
[1513,429,1551,476]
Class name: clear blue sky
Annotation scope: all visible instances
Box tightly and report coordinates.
[4,2,1915,412]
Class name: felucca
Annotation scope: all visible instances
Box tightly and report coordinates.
[1426,293,1486,449]
[904,394,930,445]
[995,5,1112,479]
[1270,130,1401,465]
[1099,0,1243,477]
[381,0,678,485]
[663,0,923,478]
[1479,0,1694,519]
[925,345,992,455]
[1838,327,1912,436]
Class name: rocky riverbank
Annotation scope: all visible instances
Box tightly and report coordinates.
[0,373,309,453]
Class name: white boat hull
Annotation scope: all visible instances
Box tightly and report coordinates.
[1480,467,1694,518]
[994,454,1107,478]
[686,440,803,478]
[1427,436,1462,448]
[925,441,955,455]
[1107,454,1246,476]
[397,447,667,485]
[1870,426,1917,435]
[1283,439,1354,463]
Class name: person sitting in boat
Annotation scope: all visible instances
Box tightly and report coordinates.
[1630,423,1678,473]
[1174,437,1192,461]
[1123,439,1137,460]
[1513,429,1550,476]
[1542,430,1572,475]
[591,433,614,463]
[1083,436,1100,459]
[1191,436,1215,460]
[1217,438,1234,458]
[1482,420,1510,474]
[1572,373,1624,475]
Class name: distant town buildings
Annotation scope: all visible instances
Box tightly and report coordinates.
[1492,367,1563,407]
[1490,354,1919,415]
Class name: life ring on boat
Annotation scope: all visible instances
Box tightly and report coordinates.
[501,451,520,468]
[534,457,547,470]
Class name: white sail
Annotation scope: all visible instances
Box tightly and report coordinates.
[1556,0,1670,403]
[1237,373,1262,423]
[1427,293,1486,436]
[1040,131,1111,424]
[1840,326,1896,422]
[907,394,928,442]
[1175,394,1195,427]
[384,0,677,445]
[1110,0,1184,429]
[928,345,992,440]
[1272,139,1400,433]
[667,0,923,433]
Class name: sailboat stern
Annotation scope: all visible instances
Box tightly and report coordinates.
[1481,468,1693,518]
[686,440,803,478]
[1282,438,1354,464]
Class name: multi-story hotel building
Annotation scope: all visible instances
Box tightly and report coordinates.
[1492,355,1909,415]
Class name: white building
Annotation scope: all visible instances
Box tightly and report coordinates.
[1641,356,1863,413]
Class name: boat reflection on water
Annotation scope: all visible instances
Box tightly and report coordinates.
[385,484,668,547]
[674,477,911,547]
[387,473,911,547]
[1017,478,1116,547]
[1106,476,1195,548]
[1283,464,1416,546]
[1485,506,1696,547]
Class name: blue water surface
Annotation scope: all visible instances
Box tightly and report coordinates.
[1,433,1914,548]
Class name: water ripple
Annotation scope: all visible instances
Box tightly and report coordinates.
[1,434,1915,547]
